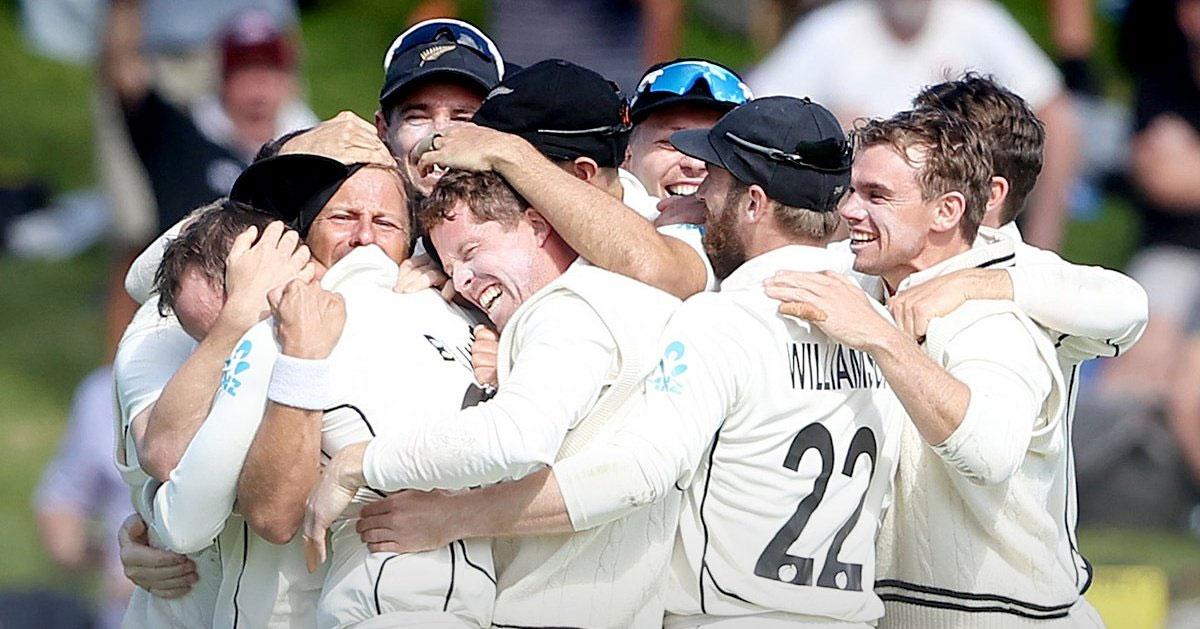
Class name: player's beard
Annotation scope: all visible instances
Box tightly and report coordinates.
[702,195,747,281]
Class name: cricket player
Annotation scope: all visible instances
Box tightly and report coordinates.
[764,107,1098,627]
[138,128,501,627]
[304,168,681,628]
[114,202,304,629]
[625,58,751,200]
[450,59,715,298]
[374,18,504,198]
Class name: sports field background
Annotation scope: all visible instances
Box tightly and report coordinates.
[0,0,1195,625]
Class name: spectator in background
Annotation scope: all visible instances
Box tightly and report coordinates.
[1082,0,1200,530]
[410,0,683,93]
[748,0,1079,252]
[98,3,316,382]
[102,6,316,234]
[34,366,133,629]
[97,0,301,249]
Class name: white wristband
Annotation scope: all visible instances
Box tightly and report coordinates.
[267,354,340,410]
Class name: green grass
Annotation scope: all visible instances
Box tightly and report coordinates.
[0,0,1194,614]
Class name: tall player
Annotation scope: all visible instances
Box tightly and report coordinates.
[766,108,1101,626]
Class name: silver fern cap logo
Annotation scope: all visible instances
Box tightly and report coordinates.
[419,44,457,65]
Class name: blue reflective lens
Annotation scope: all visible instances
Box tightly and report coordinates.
[631,61,752,109]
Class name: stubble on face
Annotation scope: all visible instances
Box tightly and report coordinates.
[702,181,749,280]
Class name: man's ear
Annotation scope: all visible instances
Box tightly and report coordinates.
[620,145,633,169]
[570,157,600,183]
[745,184,771,223]
[374,109,388,142]
[984,175,1010,224]
[930,191,967,234]
[524,209,553,245]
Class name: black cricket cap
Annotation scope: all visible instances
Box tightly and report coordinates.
[379,20,503,108]
[471,59,631,168]
[229,154,363,236]
[670,96,851,211]
[628,58,751,125]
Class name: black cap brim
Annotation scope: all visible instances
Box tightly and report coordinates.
[230,154,355,233]
[631,94,737,125]
[670,128,726,170]
[379,66,494,106]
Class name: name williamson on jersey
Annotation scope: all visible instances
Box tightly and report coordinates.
[788,342,886,391]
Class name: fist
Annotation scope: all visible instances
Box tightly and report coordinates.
[471,325,500,388]
[269,279,346,359]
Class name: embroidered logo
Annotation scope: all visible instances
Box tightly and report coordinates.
[419,44,456,65]
[650,341,688,394]
[219,340,253,397]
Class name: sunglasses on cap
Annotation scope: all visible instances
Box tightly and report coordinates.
[724,132,852,173]
[630,60,753,110]
[382,18,505,76]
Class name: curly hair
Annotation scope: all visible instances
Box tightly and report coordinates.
[418,170,531,233]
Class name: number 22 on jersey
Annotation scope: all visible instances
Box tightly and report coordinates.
[754,423,878,592]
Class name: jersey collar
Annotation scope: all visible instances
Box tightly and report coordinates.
[720,243,855,292]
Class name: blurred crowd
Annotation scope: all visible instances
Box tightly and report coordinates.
[4,0,1200,626]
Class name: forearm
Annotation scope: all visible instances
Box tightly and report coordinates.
[451,469,573,540]
[138,317,253,480]
[492,142,706,298]
[1023,95,1079,251]
[869,328,971,445]
[36,509,90,570]
[363,402,561,492]
[1009,263,1148,353]
[102,0,147,101]
[237,402,323,544]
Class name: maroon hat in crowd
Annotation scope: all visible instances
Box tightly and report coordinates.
[219,9,297,76]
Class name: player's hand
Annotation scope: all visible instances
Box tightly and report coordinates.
[281,110,394,167]
[888,268,1011,341]
[415,124,527,176]
[395,253,455,301]
[222,222,314,330]
[303,442,367,572]
[764,270,895,351]
[356,489,465,554]
[118,514,197,599]
[471,325,500,388]
[654,194,707,227]
[269,278,346,359]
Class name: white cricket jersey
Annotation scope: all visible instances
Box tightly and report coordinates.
[362,262,682,628]
[873,232,1092,628]
[142,245,495,628]
[620,168,718,291]
[554,245,905,627]
[113,296,222,629]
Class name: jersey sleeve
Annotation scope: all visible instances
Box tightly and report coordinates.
[113,299,195,473]
[1006,257,1149,363]
[552,297,745,531]
[361,294,617,492]
[927,310,1053,486]
[145,322,277,554]
[657,223,718,291]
